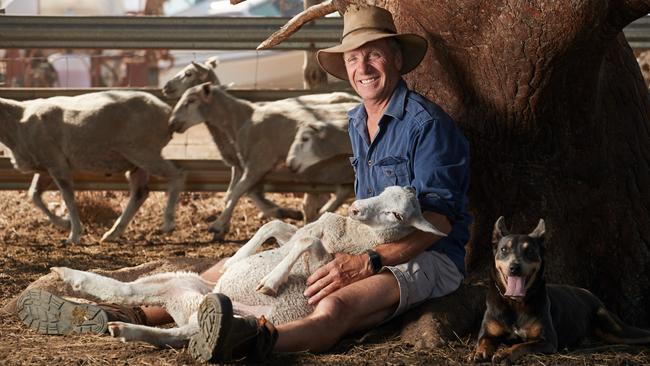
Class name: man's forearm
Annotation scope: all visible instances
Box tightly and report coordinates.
[372,211,451,267]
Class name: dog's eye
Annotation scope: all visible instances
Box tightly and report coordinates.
[500,247,508,253]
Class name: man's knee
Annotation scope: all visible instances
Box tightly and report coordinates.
[313,295,352,325]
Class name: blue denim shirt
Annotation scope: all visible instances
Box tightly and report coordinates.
[348,79,471,274]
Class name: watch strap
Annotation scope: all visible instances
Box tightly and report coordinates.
[366,249,382,274]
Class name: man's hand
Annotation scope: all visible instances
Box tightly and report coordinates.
[303,253,372,305]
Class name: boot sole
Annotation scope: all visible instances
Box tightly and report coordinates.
[16,289,108,335]
[188,293,233,363]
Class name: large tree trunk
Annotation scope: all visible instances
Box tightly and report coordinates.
[376,0,650,326]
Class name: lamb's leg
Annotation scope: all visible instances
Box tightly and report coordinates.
[108,316,198,349]
[50,267,206,318]
[302,193,331,223]
[48,169,82,244]
[208,169,266,240]
[28,173,70,229]
[249,183,303,220]
[101,168,149,242]
[317,185,354,216]
[257,236,327,296]
[123,152,184,234]
[223,220,298,270]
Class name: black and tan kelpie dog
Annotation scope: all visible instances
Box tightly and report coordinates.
[472,216,650,364]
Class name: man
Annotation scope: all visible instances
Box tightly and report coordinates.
[187,5,471,363]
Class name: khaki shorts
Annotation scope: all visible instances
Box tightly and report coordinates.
[384,250,463,320]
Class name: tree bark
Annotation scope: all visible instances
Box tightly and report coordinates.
[374,0,650,326]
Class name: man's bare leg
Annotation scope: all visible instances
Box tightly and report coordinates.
[140,258,228,326]
[274,271,400,352]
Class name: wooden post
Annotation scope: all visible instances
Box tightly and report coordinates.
[302,0,328,89]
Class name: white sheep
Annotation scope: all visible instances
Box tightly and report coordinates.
[50,185,445,348]
[163,58,359,224]
[287,120,355,222]
[169,82,360,239]
[0,91,184,244]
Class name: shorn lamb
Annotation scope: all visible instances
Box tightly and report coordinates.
[0,91,183,244]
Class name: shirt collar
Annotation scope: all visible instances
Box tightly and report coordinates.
[348,78,408,128]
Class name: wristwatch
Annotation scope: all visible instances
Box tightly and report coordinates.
[366,249,382,274]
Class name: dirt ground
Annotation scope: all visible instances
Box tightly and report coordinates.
[1,190,649,365]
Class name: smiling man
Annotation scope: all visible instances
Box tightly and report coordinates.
[188,5,472,363]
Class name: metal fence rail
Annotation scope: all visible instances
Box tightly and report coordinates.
[0,15,648,50]
[0,16,343,50]
[0,158,349,193]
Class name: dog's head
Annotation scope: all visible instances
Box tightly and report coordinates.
[492,216,546,300]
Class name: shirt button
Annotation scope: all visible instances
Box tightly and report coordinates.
[368,160,372,166]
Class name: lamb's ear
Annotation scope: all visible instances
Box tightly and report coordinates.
[410,215,447,237]
[493,216,508,244]
[191,60,210,73]
[206,56,220,68]
[199,83,212,102]
[529,219,545,239]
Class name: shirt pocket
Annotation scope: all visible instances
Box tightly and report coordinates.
[375,156,410,188]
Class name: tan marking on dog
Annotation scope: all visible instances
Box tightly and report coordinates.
[486,319,506,336]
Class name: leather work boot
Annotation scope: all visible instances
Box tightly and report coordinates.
[16,289,148,335]
[189,293,278,363]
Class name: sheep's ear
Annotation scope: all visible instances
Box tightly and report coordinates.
[410,215,447,237]
[192,60,210,73]
[206,56,220,68]
[492,216,508,245]
[219,82,235,90]
[529,219,545,239]
[200,83,212,102]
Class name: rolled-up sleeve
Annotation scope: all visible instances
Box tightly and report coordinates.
[409,115,470,221]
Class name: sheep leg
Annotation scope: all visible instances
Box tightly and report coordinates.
[249,183,303,220]
[317,185,355,215]
[256,236,327,296]
[48,169,82,244]
[28,173,70,229]
[302,193,331,223]
[108,316,198,348]
[208,169,265,240]
[223,220,298,270]
[123,152,184,234]
[51,267,208,324]
[101,168,149,242]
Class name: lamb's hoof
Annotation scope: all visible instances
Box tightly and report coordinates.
[208,227,227,242]
[160,222,175,234]
[278,209,303,221]
[65,236,80,245]
[107,322,128,342]
[255,283,277,297]
[50,267,67,280]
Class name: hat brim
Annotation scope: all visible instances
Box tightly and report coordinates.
[317,31,428,80]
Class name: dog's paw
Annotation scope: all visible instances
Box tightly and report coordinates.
[51,267,86,291]
[491,349,513,365]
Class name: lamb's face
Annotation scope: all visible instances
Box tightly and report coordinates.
[169,83,210,133]
[348,186,447,237]
[162,61,214,99]
[287,122,327,173]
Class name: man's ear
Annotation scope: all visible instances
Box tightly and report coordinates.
[394,47,403,72]
[529,219,545,239]
[492,216,508,244]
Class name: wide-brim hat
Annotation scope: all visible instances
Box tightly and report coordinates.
[317,6,428,80]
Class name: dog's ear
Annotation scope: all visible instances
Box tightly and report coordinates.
[529,219,545,239]
[492,216,508,244]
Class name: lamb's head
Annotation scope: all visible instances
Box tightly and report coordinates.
[348,186,447,237]
[169,82,213,133]
[287,121,344,173]
[162,57,220,99]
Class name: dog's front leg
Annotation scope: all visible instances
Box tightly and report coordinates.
[471,336,499,363]
[492,340,556,364]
